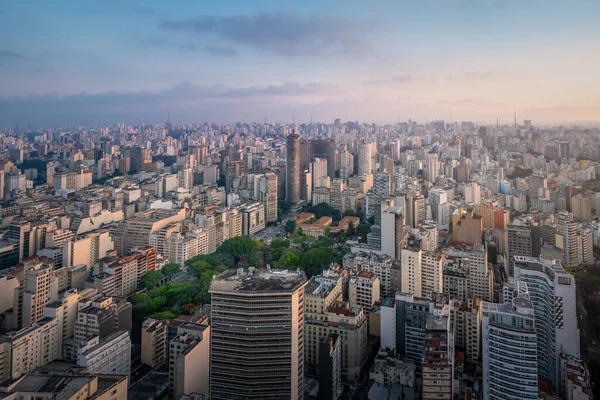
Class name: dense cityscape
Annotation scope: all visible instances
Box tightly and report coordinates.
[1,0,600,399]
[0,119,597,400]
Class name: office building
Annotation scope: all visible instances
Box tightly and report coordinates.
[380,292,446,365]
[449,297,481,363]
[286,131,301,204]
[513,256,580,390]
[169,322,211,400]
[401,238,422,296]
[349,271,380,308]
[312,139,336,180]
[507,224,541,276]
[422,250,444,296]
[1,316,61,380]
[318,334,343,400]
[422,315,453,400]
[14,257,57,329]
[358,139,374,175]
[77,330,131,377]
[141,318,167,369]
[381,205,404,260]
[240,202,266,236]
[209,268,308,400]
[304,270,368,383]
[344,252,395,297]
[258,172,278,222]
[482,282,538,399]
[556,211,593,267]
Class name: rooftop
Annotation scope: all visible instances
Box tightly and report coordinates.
[425,315,448,331]
[209,267,307,294]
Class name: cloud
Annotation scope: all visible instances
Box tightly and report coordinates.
[203,45,238,58]
[364,75,413,85]
[0,81,342,124]
[0,50,28,62]
[159,11,369,57]
[140,38,238,57]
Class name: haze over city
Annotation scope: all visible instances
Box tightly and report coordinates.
[1,2,600,400]
[1,0,599,125]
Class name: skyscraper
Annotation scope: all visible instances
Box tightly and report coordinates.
[512,256,580,391]
[358,139,373,175]
[482,282,538,400]
[312,139,335,180]
[259,172,278,223]
[286,131,301,204]
[209,268,308,400]
[426,151,439,183]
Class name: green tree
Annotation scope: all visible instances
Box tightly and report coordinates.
[299,247,334,277]
[277,250,301,269]
[150,311,176,320]
[139,270,163,290]
[357,223,371,236]
[285,220,296,234]
[218,236,259,261]
[270,239,290,249]
[162,263,181,277]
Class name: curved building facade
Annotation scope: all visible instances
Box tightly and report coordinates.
[482,282,538,400]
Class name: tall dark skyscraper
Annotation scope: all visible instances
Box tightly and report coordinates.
[312,139,335,180]
[286,129,301,204]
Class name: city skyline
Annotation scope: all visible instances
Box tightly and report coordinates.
[1,0,599,125]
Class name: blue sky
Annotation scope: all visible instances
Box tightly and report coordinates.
[0,0,599,125]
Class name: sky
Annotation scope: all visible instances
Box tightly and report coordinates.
[0,0,599,126]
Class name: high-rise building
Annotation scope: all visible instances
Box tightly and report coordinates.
[141,318,167,369]
[464,182,481,205]
[358,140,374,175]
[572,192,593,221]
[339,150,354,180]
[556,211,593,267]
[8,219,32,262]
[344,252,395,297]
[348,271,380,309]
[422,315,454,400]
[209,268,308,400]
[312,139,336,180]
[259,172,278,222]
[77,331,131,377]
[318,334,343,400]
[130,146,147,172]
[373,173,391,196]
[401,238,422,296]
[304,270,368,383]
[512,256,580,390]
[380,292,446,366]
[381,206,404,260]
[17,258,57,329]
[0,316,61,380]
[426,151,439,183]
[421,250,444,296]
[449,297,481,363]
[482,282,538,399]
[310,158,329,189]
[286,131,301,204]
[169,322,211,399]
[507,224,541,276]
